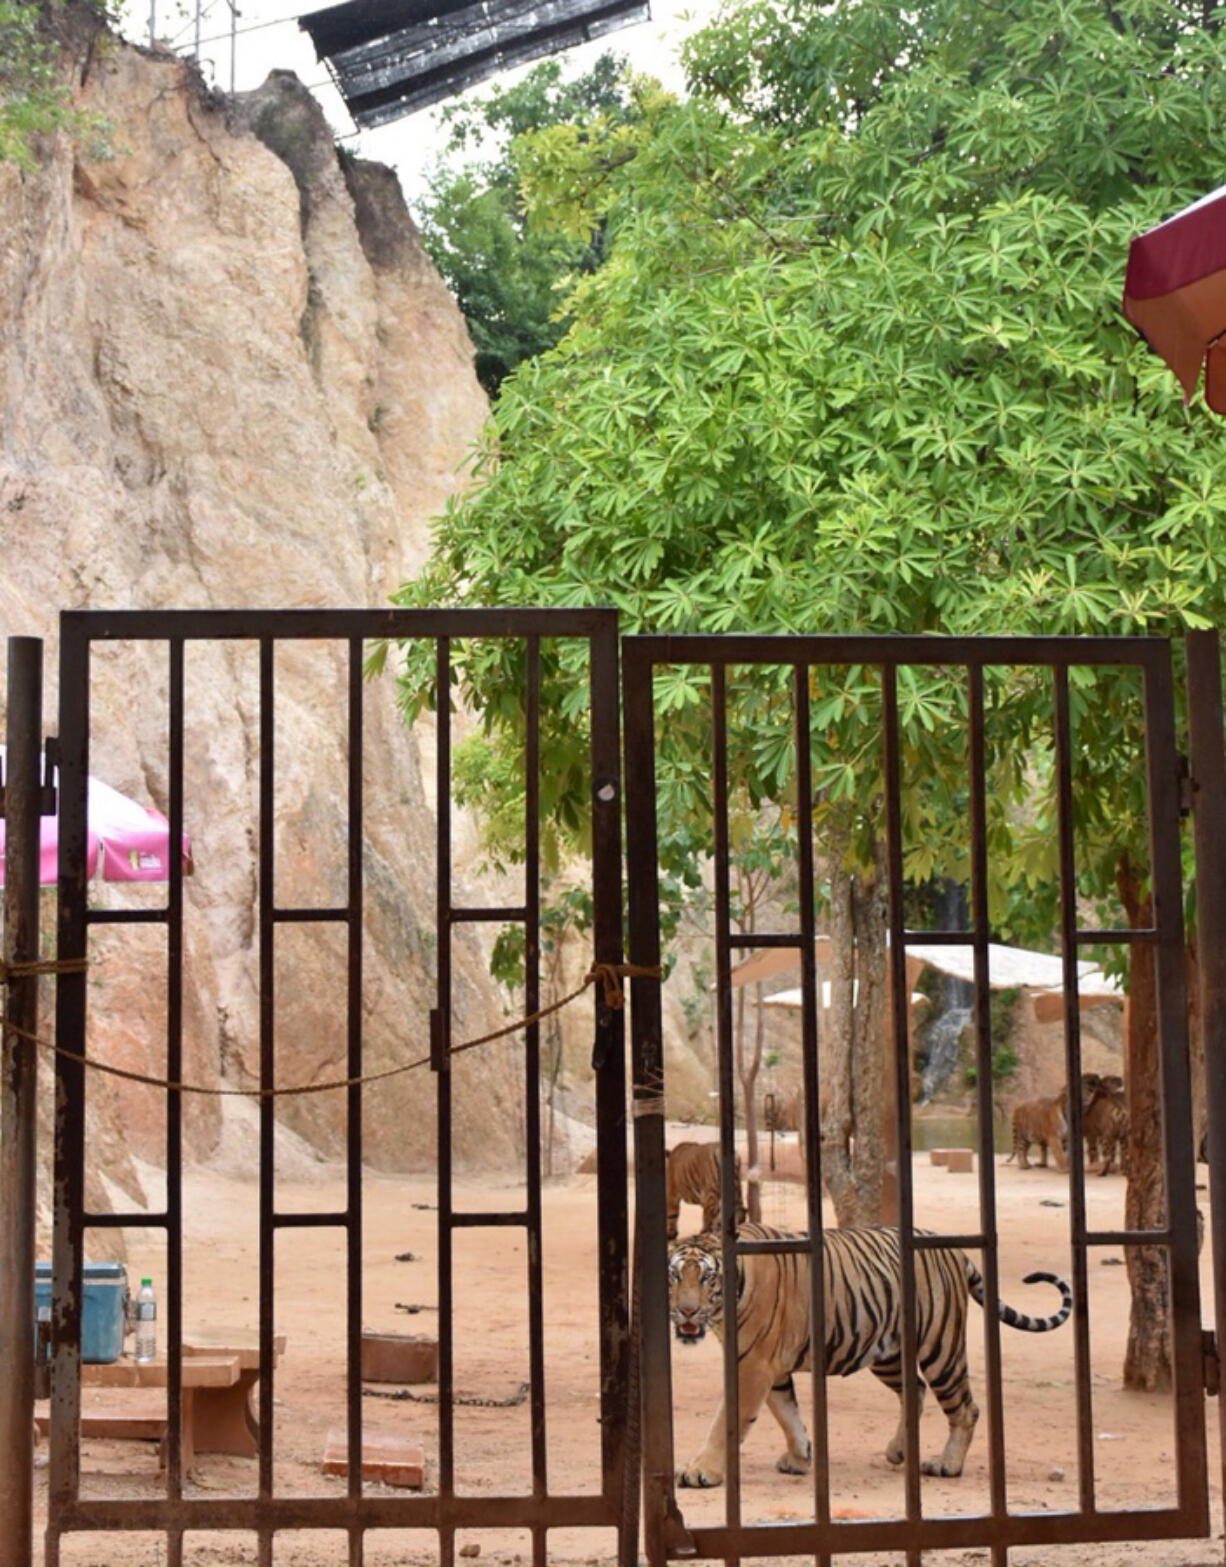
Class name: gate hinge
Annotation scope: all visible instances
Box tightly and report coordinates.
[1203,1328,1220,1396]
[1179,753,1194,816]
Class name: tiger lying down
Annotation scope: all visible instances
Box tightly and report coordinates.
[668,1222,1072,1487]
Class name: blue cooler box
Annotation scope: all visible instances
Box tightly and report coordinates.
[34,1261,129,1364]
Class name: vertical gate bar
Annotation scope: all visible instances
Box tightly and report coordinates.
[435,635,456,1567]
[966,666,1009,1564]
[165,641,186,1536]
[792,663,831,1566]
[1051,666,1096,1514]
[587,617,629,1547]
[51,617,90,1519]
[880,663,922,1555]
[1142,650,1208,1524]
[710,662,742,1557]
[257,636,276,1567]
[1185,628,1226,1543]
[346,638,365,1564]
[0,636,43,1567]
[622,639,676,1567]
[523,638,548,1567]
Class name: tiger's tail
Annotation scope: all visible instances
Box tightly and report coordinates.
[964,1259,1073,1331]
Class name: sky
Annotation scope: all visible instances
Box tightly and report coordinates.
[116,0,726,205]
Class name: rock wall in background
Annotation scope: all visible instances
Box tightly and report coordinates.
[0,12,522,1226]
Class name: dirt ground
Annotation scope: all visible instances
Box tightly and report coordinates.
[32,1135,1225,1567]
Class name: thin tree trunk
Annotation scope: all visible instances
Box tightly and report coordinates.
[1118,856,1172,1391]
[849,845,888,1225]
[822,827,857,1224]
[820,822,889,1227]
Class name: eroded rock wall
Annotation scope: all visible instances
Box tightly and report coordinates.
[0,14,517,1204]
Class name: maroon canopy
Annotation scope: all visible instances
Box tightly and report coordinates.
[1123,183,1226,415]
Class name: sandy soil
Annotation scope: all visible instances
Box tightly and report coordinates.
[33,1138,1225,1567]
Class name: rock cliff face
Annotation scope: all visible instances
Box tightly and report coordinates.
[0,12,520,1210]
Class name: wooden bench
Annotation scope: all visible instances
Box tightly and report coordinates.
[35,1334,284,1470]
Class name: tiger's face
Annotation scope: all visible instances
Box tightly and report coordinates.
[668,1241,724,1344]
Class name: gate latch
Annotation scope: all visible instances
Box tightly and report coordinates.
[1203,1328,1220,1396]
[0,734,58,819]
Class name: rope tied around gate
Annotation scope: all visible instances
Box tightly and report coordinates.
[0,957,89,982]
[0,958,660,1098]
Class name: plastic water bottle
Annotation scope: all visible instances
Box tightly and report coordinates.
[133,1278,157,1363]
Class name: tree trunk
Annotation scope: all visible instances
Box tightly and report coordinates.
[849,847,888,1223]
[822,830,857,1224]
[1118,856,1172,1391]
[738,984,764,1221]
[820,822,889,1227]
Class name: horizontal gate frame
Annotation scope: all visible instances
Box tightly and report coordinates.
[622,631,1207,1566]
[46,606,628,1567]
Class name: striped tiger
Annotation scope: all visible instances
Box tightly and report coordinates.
[1083,1078,1129,1176]
[667,1223,1072,1485]
[666,1141,746,1239]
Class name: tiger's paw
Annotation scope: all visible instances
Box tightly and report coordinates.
[920,1458,963,1477]
[885,1443,904,1467]
[678,1460,724,1489]
[776,1449,811,1476]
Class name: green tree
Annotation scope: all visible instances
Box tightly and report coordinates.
[0,0,101,167]
[415,52,648,395]
[394,0,1226,1383]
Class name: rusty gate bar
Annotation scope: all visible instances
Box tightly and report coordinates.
[1051,666,1097,1512]
[880,664,923,1567]
[49,614,89,1540]
[0,636,44,1567]
[621,635,680,1567]
[709,661,745,1544]
[258,633,276,1565]
[792,664,832,1566]
[166,637,186,1564]
[345,635,365,1567]
[626,631,1210,1564]
[435,631,456,1567]
[41,606,628,1560]
[1185,628,1226,1556]
[1143,648,1208,1520]
[525,637,547,1567]
[587,621,632,1567]
[965,665,1009,1567]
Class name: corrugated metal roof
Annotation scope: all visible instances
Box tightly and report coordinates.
[299,0,650,128]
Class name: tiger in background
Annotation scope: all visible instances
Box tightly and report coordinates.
[667,1223,1072,1486]
[1005,1094,1069,1170]
[1006,1074,1102,1171]
[665,1141,746,1240]
[1083,1075,1129,1175]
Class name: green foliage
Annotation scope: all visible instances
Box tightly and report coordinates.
[416,54,650,395]
[397,0,1226,930]
[1,0,111,169]
[1,0,71,166]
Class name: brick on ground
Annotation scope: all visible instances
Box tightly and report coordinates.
[322,1428,424,1488]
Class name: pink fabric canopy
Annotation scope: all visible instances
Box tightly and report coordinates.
[0,747,191,885]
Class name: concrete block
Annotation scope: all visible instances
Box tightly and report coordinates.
[361,1331,438,1384]
[322,1428,424,1488]
[929,1150,949,1166]
[945,1149,974,1173]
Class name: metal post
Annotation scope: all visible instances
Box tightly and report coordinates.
[0,636,44,1567]
[1185,629,1226,1552]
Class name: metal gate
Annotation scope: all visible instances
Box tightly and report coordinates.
[623,632,1210,1565]
[29,606,629,1565]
